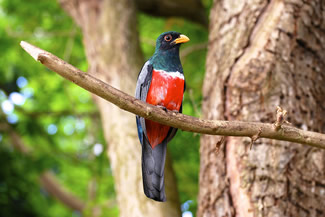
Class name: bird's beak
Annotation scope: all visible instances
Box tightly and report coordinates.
[173,34,190,44]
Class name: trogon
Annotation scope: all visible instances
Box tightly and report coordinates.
[135,31,190,202]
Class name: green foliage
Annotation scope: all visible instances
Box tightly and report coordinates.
[1,0,116,216]
[0,147,49,217]
[0,0,209,216]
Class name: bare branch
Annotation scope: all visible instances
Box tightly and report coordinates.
[6,123,86,211]
[135,0,208,27]
[20,41,325,150]
[40,171,85,211]
[249,128,262,150]
[15,106,98,118]
[9,130,31,154]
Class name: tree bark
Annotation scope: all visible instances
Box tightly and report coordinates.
[199,0,325,216]
[59,0,180,216]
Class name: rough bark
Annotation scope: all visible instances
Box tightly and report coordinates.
[199,0,325,216]
[59,0,180,216]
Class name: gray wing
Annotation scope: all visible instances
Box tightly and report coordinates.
[135,61,153,141]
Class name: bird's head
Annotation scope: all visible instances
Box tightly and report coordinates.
[150,31,190,72]
[155,31,190,52]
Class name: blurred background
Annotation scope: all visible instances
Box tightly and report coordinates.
[0,0,211,216]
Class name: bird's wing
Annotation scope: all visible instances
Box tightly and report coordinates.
[135,61,153,101]
[135,61,153,144]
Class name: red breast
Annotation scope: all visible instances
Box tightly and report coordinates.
[145,69,185,148]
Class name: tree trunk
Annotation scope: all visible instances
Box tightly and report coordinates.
[59,0,181,216]
[199,0,325,216]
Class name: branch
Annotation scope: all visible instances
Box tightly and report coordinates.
[5,123,85,211]
[59,0,208,28]
[39,171,85,211]
[20,41,325,150]
[135,0,208,27]
[135,0,208,28]
[15,106,98,118]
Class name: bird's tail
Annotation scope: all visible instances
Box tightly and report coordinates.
[141,137,167,202]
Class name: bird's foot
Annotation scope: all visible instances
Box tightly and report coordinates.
[157,105,168,112]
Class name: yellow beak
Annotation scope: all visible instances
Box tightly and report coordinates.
[173,34,190,44]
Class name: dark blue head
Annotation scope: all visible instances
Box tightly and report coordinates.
[150,31,190,72]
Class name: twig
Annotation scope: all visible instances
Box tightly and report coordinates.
[63,26,77,62]
[20,41,325,150]
[250,128,262,150]
[274,106,289,130]
[40,171,85,211]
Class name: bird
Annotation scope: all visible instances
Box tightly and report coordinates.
[135,31,189,202]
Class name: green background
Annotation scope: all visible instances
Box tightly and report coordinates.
[0,0,210,216]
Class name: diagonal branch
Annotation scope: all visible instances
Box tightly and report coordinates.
[39,171,85,211]
[20,41,325,149]
[5,123,85,211]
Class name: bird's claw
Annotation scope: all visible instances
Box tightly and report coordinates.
[157,105,168,112]
[156,106,180,113]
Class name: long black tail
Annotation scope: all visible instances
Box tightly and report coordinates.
[141,137,167,202]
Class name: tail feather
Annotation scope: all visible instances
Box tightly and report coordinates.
[141,137,167,202]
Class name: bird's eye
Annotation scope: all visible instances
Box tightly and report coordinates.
[164,34,172,42]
